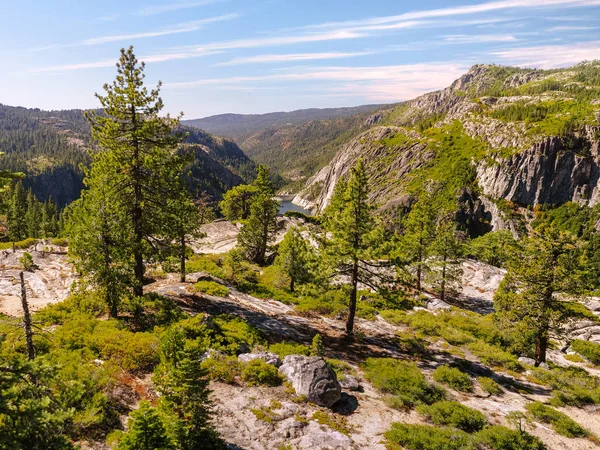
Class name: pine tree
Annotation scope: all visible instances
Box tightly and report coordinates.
[82,46,186,297]
[25,189,42,238]
[219,184,258,221]
[494,225,588,366]
[324,159,379,336]
[275,226,313,292]
[118,401,173,450]
[0,153,22,215]
[237,165,279,265]
[41,197,59,238]
[428,217,464,302]
[7,181,27,241]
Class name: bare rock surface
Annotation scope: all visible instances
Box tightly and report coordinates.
[279,356,342,408]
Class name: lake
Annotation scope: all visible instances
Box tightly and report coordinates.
[277,198,313,215]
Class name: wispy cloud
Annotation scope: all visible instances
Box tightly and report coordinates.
[26,50,222,73]
[138,0,224,16]
[83,14,239,45]
[548,25,595,31]
[216,51,375,66]
[493,40,600,68]
[444,34,518,44]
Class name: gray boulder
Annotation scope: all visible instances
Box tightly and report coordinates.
[279,355,341,407]
[295,421,353,449]
[238,352,282,367]
[339,375,360,392]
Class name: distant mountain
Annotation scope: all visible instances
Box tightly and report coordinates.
[0,104,257,207]
[183,105,388,183]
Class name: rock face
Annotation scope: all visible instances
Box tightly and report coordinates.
[238,352,282,367]
[279,356,342,407]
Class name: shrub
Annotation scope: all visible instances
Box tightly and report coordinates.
[311,334,325,356]
[19,252,36,271]
[123,293,185,331]
[418,401,487,432]
[241,359,283,386]
[363,358,446,409]
[479,377,503,396]
[474,425,546,450]
[326,359,356,381]
[50,237,69,247]
[526,402,589,438]
[202,356,241,384]
[192,280,230,297]
[468,342,523,372]
[269,341,310,358]
[311,411,350,435]
[571,339,600,366]
[384,423,472,450]
[530,366,600,406]
[186,253,226,278]
[432,365,473,392]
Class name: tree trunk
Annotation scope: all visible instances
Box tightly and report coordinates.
[535,330,548,366]
[440,251,447,302]
[345,259,359,336]
[290,276,295,293]
[19,272,35,360]
[132,105,144,297]
[180,235,186,283]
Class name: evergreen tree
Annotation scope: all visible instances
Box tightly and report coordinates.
[0,153,22,214]
[275,226,313,292]
[219,184,258,221]
[236,165,279,265]
[41,197,59,238]
[82,46,186,297]
[26,189,42,238]
[324,159,378,336]
[7,181,27,241]
[118,401,173,450]
[399,188,436,291]
[428,217,464,302]
[494,226,589,366]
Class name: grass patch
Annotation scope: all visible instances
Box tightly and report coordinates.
[241,359,283,386]
[526,402,589,438]
[192,280,230,297]
[417,401,487,432]
[269,341,311,358]
[311,411,350,435]
[432,365,473,392]
[478,377,503,396]
[571,339,600,366]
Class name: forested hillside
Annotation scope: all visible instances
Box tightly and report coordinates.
[0,105,259,207]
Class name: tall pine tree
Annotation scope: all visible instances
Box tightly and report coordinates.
[7,181,27,241]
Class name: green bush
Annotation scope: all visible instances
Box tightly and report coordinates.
[530,366,600,406]
[363,358,446,409]
[526,402,589,438]
[473,425,546,450]
[19,252,36,271]
[202,356,241,384]
[326,359,356,381]
[50,237,69,247]
[432,365,473,392]
[571,339,600,366]
[417,401,487,432]
[241,359,283,386]
[123,293,185,331]
[479,377,503,396]
[384,423,472,450]
[468,342,523,372]
[0,237,38,250]
[192,280,230,297]
[311,334,325,356]
[269,341,311,358]
[186,254,226,278]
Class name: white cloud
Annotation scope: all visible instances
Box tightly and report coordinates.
[548,25,595,31]
[138,0,224,16]
[493,40,600,68]
[164,63,468,103]
[444,34,518,43]
[216,51,375,66]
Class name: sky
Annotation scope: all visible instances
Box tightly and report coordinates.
[1,0,600,118]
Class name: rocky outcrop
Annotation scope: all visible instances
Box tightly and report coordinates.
[238,352,281,367]
[279,356,341,407]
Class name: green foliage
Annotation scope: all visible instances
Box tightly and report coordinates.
[571,339,600,366]
[363,358,446,409]
[467,230,519,268]
[274,226,314,292]
[219,184,258,221]
[237,165,280,265]
[202,356,241,384]
[467,342,523,372]
[311,334,325,357]
[240,359,283,386]
[186,253,227,279]
[479,377,503,396]
[19,251,36,271]
[384,423,472,450]
[529,366,600,406]
[269,341,311,358]
[432,365,473,392]
[192,280,230,297]
[417,401,487,432]
[526,402,589,438]
[118,401,174,450]
[310,411,350,435]
[0,237,38,250]
[473,425,546,450]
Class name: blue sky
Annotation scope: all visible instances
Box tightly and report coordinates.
[1,0,600,118]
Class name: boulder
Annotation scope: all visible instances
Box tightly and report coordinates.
[295,421,353,449]
[518,357,536,366]
[339,375,360,392]
[279,355,341,407]
[238,352,282,367]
